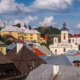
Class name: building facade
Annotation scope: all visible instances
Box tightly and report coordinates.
[49,21,78,55]
[74,34,80,45]
[0,26,40,43]
[0,41,8,55]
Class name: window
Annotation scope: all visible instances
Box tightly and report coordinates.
[31,34,33,36]
[64,36,65,40]
[73,39,74,42]
[31,37,33,39]
[5,69,13,72]
[55,49,57,52]
[1,48,3,51]
[55,39,56,42]
[64,48,66,52]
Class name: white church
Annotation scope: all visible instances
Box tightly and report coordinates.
[49,21,78,55]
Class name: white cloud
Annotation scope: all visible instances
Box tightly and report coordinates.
[0,0,79,15]
[30,0,73,12]
[75,23,80,29]
[0,15,38,26]
[39,16,56,26]
[69,30,74,34]
[14,16,38,26]
[0,0,34,14]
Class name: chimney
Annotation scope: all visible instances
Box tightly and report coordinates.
[53,65,59,75]
[17,43,23,53]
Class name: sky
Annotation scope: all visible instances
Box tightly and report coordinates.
[0,0,80,34]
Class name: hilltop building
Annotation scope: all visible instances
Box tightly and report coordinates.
[0,26,40,43]
[49,21,78,55]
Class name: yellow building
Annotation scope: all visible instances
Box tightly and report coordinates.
[0,41,7,55]
[0,26,41,43]
[20,27,40,43]
[0,26,24,39]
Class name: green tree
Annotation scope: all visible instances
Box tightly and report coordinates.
[24,23,27,28]
[41,33,45,37]
[29,25,32,30]
[79,45,80,50]
[0,27,1,31]
[5,40,12,45]
[16,23,21,28]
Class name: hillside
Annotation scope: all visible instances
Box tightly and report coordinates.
[34,26,61,36]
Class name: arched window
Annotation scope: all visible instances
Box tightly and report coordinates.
[55,49,57,52]
[63,48,66,52]
[55,39,56,42]
[64,36,65,40]
[73,39,74,42]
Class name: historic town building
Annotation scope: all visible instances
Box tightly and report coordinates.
[0,26,40,43]
[49,21,78,55]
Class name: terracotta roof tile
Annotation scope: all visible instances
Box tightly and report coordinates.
[33,48,45,56]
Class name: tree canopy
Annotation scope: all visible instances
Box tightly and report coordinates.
[16,23,21,28]
[29,25,32,30]
[24,23,27,28]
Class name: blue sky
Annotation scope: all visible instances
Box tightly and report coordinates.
[0,0,80,34]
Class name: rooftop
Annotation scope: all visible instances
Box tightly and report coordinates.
[61,21,68,31]
[33,48,45,56]
[1,26,23,32]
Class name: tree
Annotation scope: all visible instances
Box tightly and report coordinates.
[29,25,32,30]
[5,40,12,45]
[0,27,1,31]
[41,33,45,37]
[16,23,21,28]
[24,23,27,28]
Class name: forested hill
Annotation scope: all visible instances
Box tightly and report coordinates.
[34,26,61,35]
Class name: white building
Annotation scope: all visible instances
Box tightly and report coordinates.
[49,21,78,55]
[74,34,80,45]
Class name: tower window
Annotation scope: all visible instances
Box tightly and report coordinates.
[64,48,66,52]
[64,36,65,40]
[55,39,56,42]
[55,49,57,52]
[73,39,74,42]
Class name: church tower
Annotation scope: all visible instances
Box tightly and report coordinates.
[61,21,68,42]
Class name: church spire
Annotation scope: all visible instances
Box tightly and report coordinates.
[63,20,66,28]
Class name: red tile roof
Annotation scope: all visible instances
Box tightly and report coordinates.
[16,39,25,43]
[33,48,45,56]
[3,35,16,40]
[42,35,48,40]
[59,35,71,38]
[74,52,80,55]
[74,34,80,37]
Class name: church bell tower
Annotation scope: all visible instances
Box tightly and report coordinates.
[61,21,68,42]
